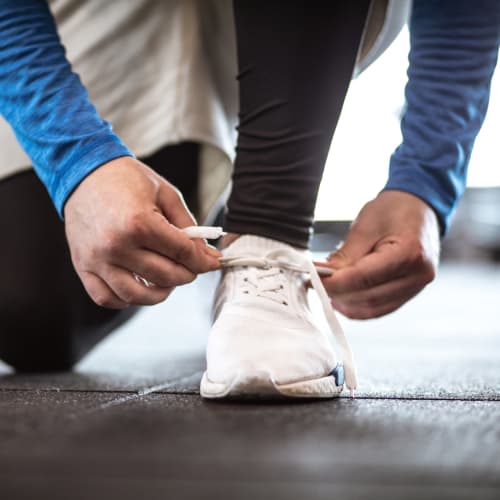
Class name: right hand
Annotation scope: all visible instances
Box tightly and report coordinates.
[63,156,221,309]
[317,190,439,319]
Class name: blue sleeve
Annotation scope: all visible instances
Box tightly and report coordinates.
[384,0,500,234]
[0,0,134,217]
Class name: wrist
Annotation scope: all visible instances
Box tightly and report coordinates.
[57,140,134,219]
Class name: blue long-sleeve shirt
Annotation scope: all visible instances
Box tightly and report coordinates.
[0,0,499,228]
[384,0,500,233]
[0,0,133,216]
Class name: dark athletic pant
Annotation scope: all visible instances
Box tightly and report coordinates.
[0,1,369,372]
[225,0,370,248]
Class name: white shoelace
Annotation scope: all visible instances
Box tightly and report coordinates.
[224,257,290,305]
[219,248,358,393]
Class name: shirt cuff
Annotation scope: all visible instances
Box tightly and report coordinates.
[51,135,134,218]
[383,165,461,237]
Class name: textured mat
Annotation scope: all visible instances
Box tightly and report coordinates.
[1,263,500,499]
[1,391,499,499]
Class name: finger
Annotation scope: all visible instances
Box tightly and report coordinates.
[156,179,223,263]
[139,212,221,274]
[324,242,417,295]
[113,249,197,288]
[205,243,223,258]
[80,271,129,309]
[156,180,197,229]
[326,223,377,269]
[101,266,175,305]
[116,177,219,272]
[333,293,419,320]
[331,274,424,311]
[191,237,223,260]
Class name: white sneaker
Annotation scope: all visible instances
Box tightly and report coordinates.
[200,235,357,399]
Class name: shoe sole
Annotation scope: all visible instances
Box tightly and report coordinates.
[200,370,343,399]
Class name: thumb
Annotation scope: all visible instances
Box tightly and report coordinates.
[327,226,375,269]
[156,180,221,259]
[157,180,197,229]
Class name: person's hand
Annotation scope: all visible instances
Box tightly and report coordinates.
[317,190,440,319]
[64,156,221,309]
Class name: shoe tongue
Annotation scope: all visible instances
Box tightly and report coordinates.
[223,235,307,258]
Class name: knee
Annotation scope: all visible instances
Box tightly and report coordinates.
[0,293,138,373]
[0,301,78,373]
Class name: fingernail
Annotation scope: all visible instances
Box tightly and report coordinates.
[205,245,223,258]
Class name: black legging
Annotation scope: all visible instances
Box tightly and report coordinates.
[0,1,369,371]
[225,0,370,248]
[0,143,199,371]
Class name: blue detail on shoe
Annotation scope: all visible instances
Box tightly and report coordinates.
[329,364,344,386]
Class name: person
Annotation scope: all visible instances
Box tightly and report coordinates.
[0,1,499,398]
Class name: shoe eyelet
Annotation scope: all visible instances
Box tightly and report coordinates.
[243,291,249,294]
[282,301,288,306]
[280,285,284,289]
[279,269,284,274]
[243,278,248,282]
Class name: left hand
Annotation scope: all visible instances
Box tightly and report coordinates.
[317,190,440,319]
[64,157,220,309]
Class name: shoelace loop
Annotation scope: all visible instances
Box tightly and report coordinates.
[219,249,358,393]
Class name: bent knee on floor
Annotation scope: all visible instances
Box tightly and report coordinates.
[0,302,79,372]
[0,295,138,373]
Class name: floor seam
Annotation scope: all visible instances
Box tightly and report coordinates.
[65,371,205,418]
[1,386,499,403]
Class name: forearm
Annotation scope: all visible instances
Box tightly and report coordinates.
[0,0,133,216]
[384,0,500,234]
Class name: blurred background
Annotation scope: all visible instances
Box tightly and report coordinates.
[315,27,500,262]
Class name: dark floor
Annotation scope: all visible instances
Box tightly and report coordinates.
[1,262,500,499]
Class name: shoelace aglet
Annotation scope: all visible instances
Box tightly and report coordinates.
[182,226,226,240]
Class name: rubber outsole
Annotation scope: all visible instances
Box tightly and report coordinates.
[200,371,344,399]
